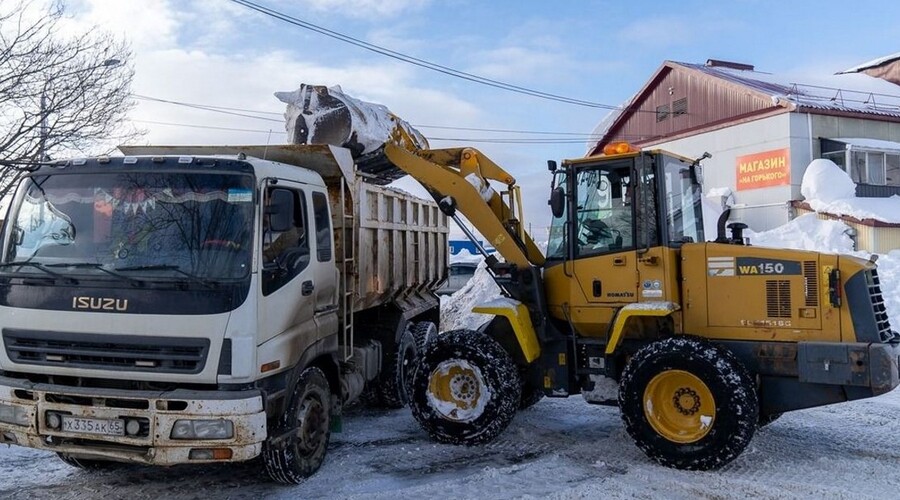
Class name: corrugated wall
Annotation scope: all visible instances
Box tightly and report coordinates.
[607,65,778,146]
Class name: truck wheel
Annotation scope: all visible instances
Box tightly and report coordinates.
[410,329,520,445]
[57,453,122,470]
[618,336,758,470]
[396,321,437,406]
[263,366,331,484]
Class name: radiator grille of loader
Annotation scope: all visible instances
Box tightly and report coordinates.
[866,269,894,342]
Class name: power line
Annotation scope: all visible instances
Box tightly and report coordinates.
[131,94,283,122]
[227,0,644,111]
[133,119,286,134]
[130,119,622,144]
[132,93,613,138]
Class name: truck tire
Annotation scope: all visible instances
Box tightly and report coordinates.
[263,366,331,484]
[410,329,521,445]
[56,453,122,470]
[618,336,758,470]
[396,321,437,406]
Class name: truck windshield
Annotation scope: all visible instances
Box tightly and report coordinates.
[1,172,254,281]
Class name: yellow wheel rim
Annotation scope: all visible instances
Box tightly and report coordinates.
[643,370,715,444]
[426,360,487,422]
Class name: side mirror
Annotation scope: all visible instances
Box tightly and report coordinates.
[266,188,294,232]
[549,186,565,218]
[547,160,558,172]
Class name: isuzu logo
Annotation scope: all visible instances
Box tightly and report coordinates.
[72,297,129,311]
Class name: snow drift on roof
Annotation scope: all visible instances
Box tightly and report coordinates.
[800,158,900,224]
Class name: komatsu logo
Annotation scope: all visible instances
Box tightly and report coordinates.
[72,297,129,311]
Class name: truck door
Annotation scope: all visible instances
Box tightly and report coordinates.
[310,190,339,338]
[257,182,318,347]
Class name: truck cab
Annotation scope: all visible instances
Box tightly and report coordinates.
[0,147,446,483]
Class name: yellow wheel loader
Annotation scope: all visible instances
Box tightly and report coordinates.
[284,85,900,470]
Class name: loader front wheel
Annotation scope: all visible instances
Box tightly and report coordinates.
[263,366,331,484]
[619,336,758,470]
[410,329,521,445]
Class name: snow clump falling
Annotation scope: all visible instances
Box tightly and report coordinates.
[440,260,501,332]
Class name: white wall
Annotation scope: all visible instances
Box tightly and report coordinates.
[651,113,809,232]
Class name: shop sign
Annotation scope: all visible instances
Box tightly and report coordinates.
[736,148,790,190]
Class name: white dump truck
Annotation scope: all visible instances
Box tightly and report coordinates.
[0,142,447,483]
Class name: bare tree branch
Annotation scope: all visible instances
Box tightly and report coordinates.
[0,0,141,198]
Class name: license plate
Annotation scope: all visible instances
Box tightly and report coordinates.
[61,416,125,436]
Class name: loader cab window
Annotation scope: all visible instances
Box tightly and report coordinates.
[262,187,310,295]
[661,155,704,245]
[572,161,635,257]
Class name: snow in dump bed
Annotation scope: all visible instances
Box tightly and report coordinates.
[275,84,427,156]
[800,158,900,223]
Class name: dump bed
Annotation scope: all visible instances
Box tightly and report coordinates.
[117,144,449,313]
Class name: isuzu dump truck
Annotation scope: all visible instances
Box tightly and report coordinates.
[0,143,447,483]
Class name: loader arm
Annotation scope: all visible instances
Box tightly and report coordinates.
[383,140,545,270]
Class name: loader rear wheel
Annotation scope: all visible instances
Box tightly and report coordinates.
[619,336,758,470]
[410,329,521,445]
[263,366,331,484]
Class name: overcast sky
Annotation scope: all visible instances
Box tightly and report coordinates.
[62,0,900,240]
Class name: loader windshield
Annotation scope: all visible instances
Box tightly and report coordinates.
[1,171,254,281]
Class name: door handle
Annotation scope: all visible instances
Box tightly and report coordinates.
[301,280,315,296]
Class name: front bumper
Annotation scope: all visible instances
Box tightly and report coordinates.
[798,341,900,395]
[0,375,267,465]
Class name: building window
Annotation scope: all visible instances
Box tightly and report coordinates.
[847,151,900,186]
[887,154,900,186]
[656,104,669,122]
[672,97,687,116]
[822,151,846,171]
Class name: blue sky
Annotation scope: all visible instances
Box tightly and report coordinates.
[65,0,900,238]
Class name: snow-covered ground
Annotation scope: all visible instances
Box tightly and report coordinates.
[2,390,899,499]
[3,160,900,498]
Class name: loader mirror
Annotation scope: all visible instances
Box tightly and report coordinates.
[547,160,558,172]
[266,188,294,233]
[549,186,565,218]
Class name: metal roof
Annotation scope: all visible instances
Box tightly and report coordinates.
[675,61,900,119]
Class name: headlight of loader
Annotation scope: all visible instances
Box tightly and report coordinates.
[170,419,234,440]
[0,403,30,426]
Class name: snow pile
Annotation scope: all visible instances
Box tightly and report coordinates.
[747,213,855,253]
[275,84,427,156]
[874,250,900,329]
[440,261,500,332]
[800,158,900,223]
[749,214,900,328]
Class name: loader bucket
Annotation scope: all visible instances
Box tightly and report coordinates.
[275,84,428,184]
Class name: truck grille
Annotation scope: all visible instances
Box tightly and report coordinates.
[2,329,209,374]
[865,269,895,342]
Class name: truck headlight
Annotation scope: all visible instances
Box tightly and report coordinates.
[0,403,30,426]
[171,419,234,440]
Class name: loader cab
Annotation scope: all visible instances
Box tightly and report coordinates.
[547,147,705,261]
[544,146,705,335]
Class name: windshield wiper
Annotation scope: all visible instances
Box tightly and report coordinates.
[44,262,146,286]
[113,264,217,289]
[0,261,79,284]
